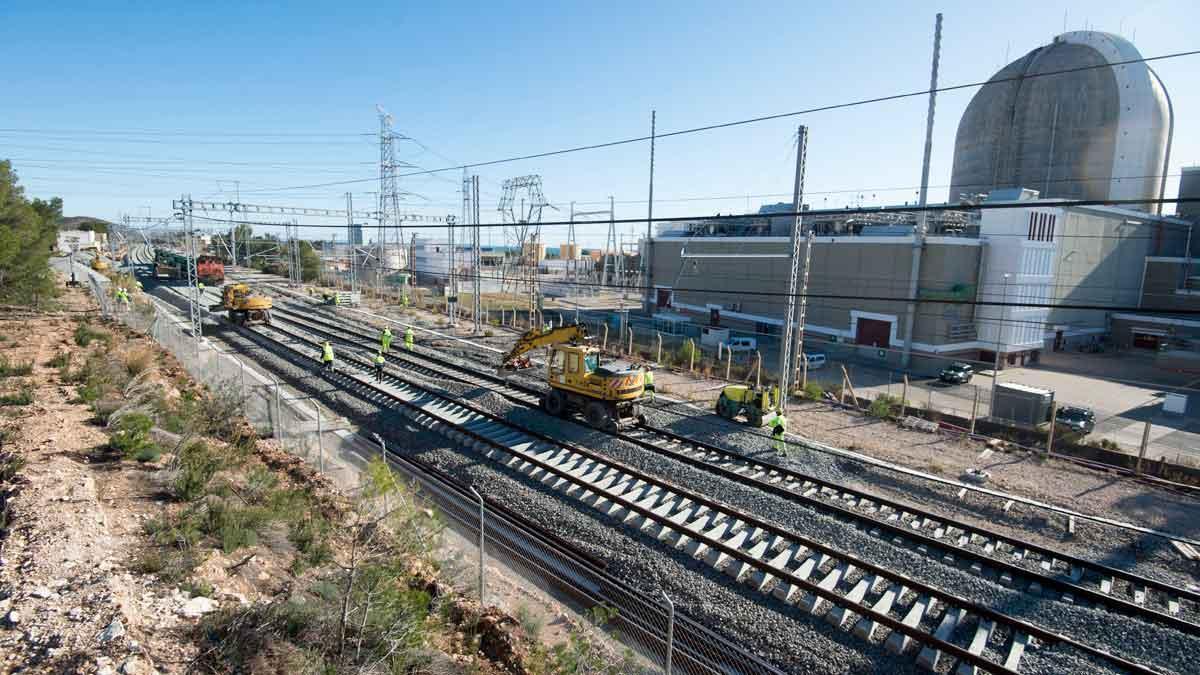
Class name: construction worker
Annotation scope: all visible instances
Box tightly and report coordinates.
[770,411,788,457]
[643,367,655,403]
[404,326,414,351]
[198,281,205,293]
[320,340,335,372]
[400,293,410,308]
[380,326,393,353]
[373,350,386,382]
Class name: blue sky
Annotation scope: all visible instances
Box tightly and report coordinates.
[3,0,1197,247]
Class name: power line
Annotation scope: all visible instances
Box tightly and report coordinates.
[224,48,1200,193]
[181,195,1200,231]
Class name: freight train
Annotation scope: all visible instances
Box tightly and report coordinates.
[154,250,225,285]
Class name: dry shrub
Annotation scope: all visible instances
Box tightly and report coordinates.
[124,346,156,377]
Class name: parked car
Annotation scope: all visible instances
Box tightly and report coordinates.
[803,352,827,369]
[938,362,974,384]
[1056,406,1096,435]
[724,337,758,355]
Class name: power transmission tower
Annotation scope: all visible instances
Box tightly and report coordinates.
[497,175,550,325]
[378,106,405,293]
[603,196,618,287]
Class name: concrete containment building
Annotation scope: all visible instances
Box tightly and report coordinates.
[949,31,1173,213]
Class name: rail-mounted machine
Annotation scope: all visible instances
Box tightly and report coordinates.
[499,324,647,431]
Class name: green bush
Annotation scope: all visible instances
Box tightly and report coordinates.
[0,386,33,407]
[175,441,222,501]
[110,413,157,458]
[868,393,902,419]
[288,515,333,574]
[0,356,33,378]
[73,322,112,348]
[802,381,825,401]
[202,502,273,554]
[675,341,697,366]
[46,351,70,372]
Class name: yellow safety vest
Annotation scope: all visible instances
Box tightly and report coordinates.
[322,344,334,362]
[644,370,654,386]
[375,354,385,365]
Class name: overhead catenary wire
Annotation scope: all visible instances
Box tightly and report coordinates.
[178,195,1200,231]
[219,48,1200,194]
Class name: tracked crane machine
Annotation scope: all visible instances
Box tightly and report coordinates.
[499,324,647,431]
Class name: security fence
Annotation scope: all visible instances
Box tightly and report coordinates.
[83,275,783,675]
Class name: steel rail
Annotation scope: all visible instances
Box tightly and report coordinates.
[271,299,1199,629]
[252,317,1163,675]
[149,284,775,675]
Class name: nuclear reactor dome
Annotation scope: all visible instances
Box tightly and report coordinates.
[948,31,1172,213]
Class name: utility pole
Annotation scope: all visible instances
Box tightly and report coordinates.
[778,126,809,413]
[644,110,656,313]
[447,214,457,325]
[901,12,943,370]
[181,195,202,343]
[346,193,357,294]
[472,176,482,333]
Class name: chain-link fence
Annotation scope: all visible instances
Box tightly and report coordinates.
[83,276,782,674]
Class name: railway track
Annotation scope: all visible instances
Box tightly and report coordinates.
[266,299,1200,638]
[247,306,1167,674]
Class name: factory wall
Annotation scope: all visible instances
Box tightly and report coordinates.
[648,236,980,352]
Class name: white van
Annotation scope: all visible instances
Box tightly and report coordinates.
[724,337,758,354]
[803,352,827,369]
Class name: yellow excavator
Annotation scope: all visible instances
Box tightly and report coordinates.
[90,255,110,272]
[210,283,273,325]
[499,324,648,431]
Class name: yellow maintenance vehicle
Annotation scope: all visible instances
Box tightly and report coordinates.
[210,283,273,325]
[499,324,648,431]
[90,256,110,272]
[715,384,780,427]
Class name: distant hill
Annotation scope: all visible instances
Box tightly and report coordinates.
[59,216,114,232]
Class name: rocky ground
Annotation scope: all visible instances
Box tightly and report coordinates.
[0,275,601,675]
[0,284,192,674]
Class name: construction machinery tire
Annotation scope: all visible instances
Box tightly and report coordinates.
[543,389,567,417]
[716,394,736,420]
[748,409,764,427]
[584,401,611,431]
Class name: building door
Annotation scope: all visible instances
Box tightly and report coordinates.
[656,288,671,308]
[1054,330,1064,351]
[709,307,720,326]
[1132,330,1162,350]
[855,318,891,348]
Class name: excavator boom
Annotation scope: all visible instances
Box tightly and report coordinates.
[498,324,588,374]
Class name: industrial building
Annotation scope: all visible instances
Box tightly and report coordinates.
[645,193,1188,371]
[948,31,1174,214]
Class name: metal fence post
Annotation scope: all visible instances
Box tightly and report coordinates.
[1136,417,1152,475]
[469,486,486,606]
[754,350,762,387]
[726,348,732,381]
[314,400,325,471]
[661,590,675,675]
[602,324,609,352]
[270,376,283,444]
[656,332,662,364]
[1045,400,1058,457]
[688,339,696,373]
[628,327,634,356]
[901,374,909,418]
[969,386,980,436]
